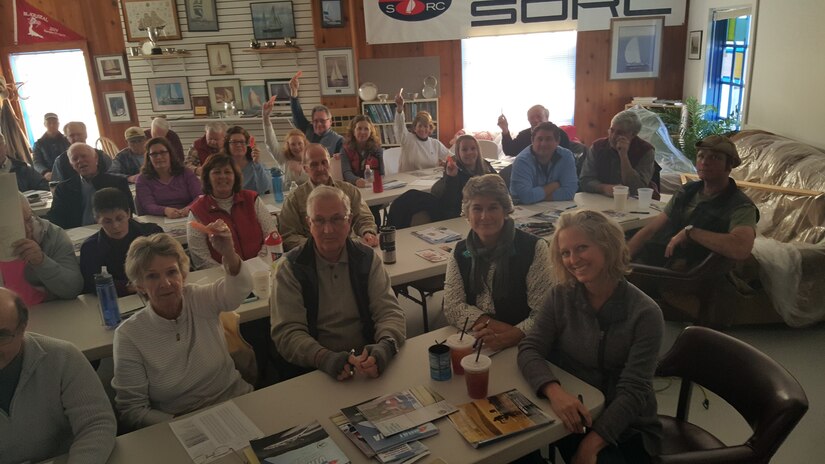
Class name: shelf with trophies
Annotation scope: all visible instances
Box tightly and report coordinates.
[243,38,301,67]
[126,25,190,72]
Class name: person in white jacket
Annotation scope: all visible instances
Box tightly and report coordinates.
[393,90,450,172]
[262,96,309,186]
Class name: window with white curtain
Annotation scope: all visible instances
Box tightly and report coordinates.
[461,31,577,134]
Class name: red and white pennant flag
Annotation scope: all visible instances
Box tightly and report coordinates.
[14,0,83,45]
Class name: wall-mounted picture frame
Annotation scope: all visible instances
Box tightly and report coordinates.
[241,83,267,115]
[185,0,219,32]
[688,30,703,60]
[121,0,182,42]
[250,1,296,40]
[321,0,343,28]
[147,77,192,112]
[609,16,664,80]
[206,79,242,110]
[103,91,131,123]
[206,43,234,76]
[94,54,128,81]
[318,48,355,96]
[192,96,212,118]
[264,78,292,113]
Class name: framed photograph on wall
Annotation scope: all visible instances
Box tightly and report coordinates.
[250,1,296,40]
[121,0,182,42]
[609,16,664,80]
[241,83,266,115]
[147,77,192,112]
[264,78,291,114]
[103,92,131,123]
[95,54,128,81]
[192,96,211,118]
[317,49,355,96]
[185,0,219,32]
[206,79,242,110]
[688,30,703,60]
[206,43,234,76]
[321,0,344,28]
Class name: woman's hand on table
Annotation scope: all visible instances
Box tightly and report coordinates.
[355,178,366,188]
[472,317,523,351]
[164,207,187,219]
[543,382,592,434]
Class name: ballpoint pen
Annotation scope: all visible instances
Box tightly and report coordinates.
[578,394,587,433]
[348,349,356,377]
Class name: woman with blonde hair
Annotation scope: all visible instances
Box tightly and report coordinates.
[518,210,663,463]
[263,97,309,186]
[112,230,253,430]
[393,92,450,171]
[442,174,551,351]
[340,115,384,187]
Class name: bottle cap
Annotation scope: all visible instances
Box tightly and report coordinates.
[270,167,283,176]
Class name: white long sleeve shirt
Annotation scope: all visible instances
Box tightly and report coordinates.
[393,110,450,172]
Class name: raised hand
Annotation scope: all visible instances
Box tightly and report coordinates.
[289,70,302,97]
[497,113,509,133]
[395,88,404,113]
[262,96,276,119]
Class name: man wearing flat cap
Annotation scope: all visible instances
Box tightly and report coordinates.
[110,127,147,183]
[628,134,758,268]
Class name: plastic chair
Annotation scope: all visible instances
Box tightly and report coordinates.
[478,139,499,159]
[95,137,119,159]
[653,326,808,464]
[383,147,401,175]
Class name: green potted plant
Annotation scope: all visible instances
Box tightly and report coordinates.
[661,97,740,163]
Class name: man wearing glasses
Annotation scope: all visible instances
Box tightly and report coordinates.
[48,143,135,229]
[271,185,405,381]
[278,144,378,251]
[288,73,344,155]
[49,121,112,182]
[0,287,116,463]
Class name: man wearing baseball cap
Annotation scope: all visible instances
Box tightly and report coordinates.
[628,134,758,268]
[110,127,147,183]
[31,113,70,180]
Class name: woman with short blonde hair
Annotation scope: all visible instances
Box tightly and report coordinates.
[113,229,253,430]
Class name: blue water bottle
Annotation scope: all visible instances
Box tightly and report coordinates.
[270,167,284,203]
[95,266,121,329]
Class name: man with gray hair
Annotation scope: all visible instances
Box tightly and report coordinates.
[271,184,405,381]
[48,143,134,229]
[498,104,571,157]
[110,126,147,182]
[579,109,658,197]
[0,131,48,191]
[288,73,343,155]
[49,121,111,182]
[185,121,228,175]
[0,193,83,303]
[0,287,116,463]
[144,117,185,164]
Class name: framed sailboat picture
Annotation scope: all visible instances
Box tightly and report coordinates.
[609,16,664,80]
[250,1,296,40]
[147,77,192,112]
[318,48,355,96]
[206,43,234,76]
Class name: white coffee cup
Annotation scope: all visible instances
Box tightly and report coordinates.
[613,185,629,211]
[637,188,654,211]
[252,270,271,299]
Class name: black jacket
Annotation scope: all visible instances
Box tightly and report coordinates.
[9,157,48,191]
[48,173,135,229]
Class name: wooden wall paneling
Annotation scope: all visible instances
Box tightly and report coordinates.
[574,23,687,146]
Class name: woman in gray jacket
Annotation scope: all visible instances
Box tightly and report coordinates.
[518,210,663,463]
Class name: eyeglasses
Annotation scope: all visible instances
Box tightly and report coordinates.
[0,323,22,347]
[309,214,349,228]
[228,140,248,146]
[312,118,330,124]
[148,149,169,157]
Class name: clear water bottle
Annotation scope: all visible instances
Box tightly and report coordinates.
[95,266,121,329]
[287,181,298,197]
[364,164,373,188]
[270,167,284,203]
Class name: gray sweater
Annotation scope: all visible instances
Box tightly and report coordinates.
[0,333,116,463]
[518,280,663,454]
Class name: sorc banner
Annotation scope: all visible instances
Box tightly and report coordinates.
[367,0,685,44]
[14,0,84,45]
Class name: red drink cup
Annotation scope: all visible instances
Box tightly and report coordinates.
[461,354,491,399]
[445,333,476,375]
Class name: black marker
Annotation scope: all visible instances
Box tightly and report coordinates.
[577,394,588,433]
[629,211,650,214]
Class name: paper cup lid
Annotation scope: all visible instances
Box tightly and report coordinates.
[446,333,475,348]
[461,354,491,372]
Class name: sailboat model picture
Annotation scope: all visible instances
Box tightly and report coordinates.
[263,7,283,33]
[623,37,648,71]
[328,58,346,86]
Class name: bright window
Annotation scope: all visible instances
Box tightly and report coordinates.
[705,10,751,123]
[461,31,577,133]
[10,50,100,146]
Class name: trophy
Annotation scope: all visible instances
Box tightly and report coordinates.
[140,25,165,55]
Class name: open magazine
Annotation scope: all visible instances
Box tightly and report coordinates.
[448,389,553,448]
[250,420,349,464]
[355,386,457,437]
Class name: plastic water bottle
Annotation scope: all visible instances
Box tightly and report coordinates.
[270,167,284,203]
[265,230,284,263]
[364,164,373,188]
[287,181,298,197]
[95,266,121,329]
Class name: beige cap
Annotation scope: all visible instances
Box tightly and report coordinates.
[695,135,741,168]
[44,112,58,122]
[124,126,146,141]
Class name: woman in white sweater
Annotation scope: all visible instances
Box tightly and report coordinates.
[263,96,309,186]
[112,231,253,430]
[393,92,450,172]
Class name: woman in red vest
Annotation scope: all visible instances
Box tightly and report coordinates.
[187,154,278,269]
[339,115,384,187]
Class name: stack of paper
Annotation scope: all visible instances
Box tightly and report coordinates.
[412,227,462,244]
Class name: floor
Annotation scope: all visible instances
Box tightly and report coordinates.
[398,292,825,463]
